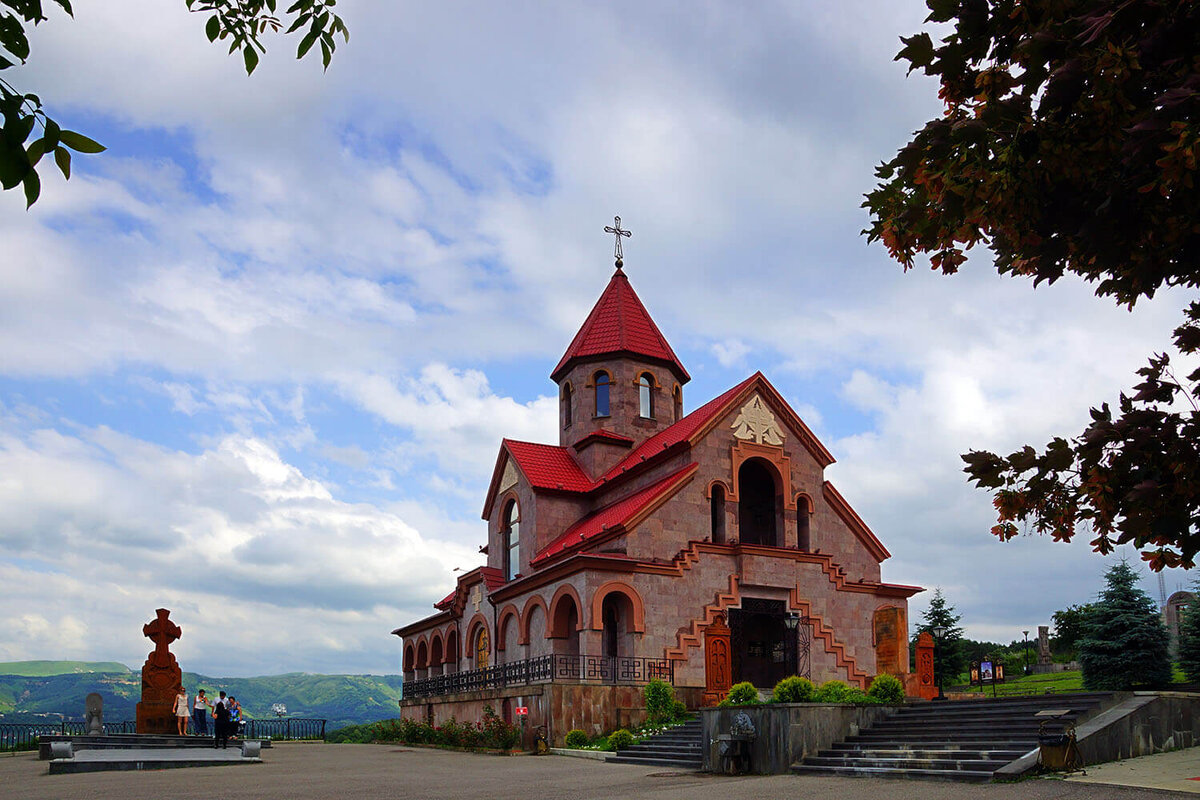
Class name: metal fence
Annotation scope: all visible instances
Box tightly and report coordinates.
[243,718,326,740]
[404,653,674,699]
[0,721,136,751]
[0,718,326,751]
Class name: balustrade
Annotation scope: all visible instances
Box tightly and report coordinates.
[403,653,673,699]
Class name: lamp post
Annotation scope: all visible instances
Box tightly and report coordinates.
[784,613,800,676]
[1023,630,1031,676]
[932,625,947,701]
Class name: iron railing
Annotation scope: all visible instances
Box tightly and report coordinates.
[0,718,326,751]
[403,653,674,699]
[0,721,136,751]
[243,718,326,740]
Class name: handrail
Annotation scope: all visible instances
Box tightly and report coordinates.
[403,653,673,699]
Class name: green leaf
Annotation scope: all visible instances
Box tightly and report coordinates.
[25,137,44,166]
[297,28,318,59]
[206,14,220,42]
[58,129,105,153]
[53,144,69,179]
[22,167,39,208]
[243,43,259,74]
[286,11,310,34]
[42,118,59,151]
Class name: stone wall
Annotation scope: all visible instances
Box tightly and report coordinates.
[700,703,899,774]
[399,683,705,748]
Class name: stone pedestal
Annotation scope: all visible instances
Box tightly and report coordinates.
[135,608,183,735]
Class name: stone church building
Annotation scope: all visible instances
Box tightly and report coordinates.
[394,263,923,742]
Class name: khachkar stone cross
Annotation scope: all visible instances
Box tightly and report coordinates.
[136,608,184,735]
[604,215,631,269]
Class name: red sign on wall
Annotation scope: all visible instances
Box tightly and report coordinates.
[515,706,529,715]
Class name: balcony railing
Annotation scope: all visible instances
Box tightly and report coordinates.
[403,653,674,699]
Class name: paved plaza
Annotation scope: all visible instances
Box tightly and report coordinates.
[4,743,1199,800]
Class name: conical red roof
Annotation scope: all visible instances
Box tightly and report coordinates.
[551,268,689,382]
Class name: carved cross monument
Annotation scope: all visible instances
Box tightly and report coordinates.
[136,608,184,735]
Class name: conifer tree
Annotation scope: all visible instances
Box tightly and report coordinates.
[913,588,966,684]
[1177,582,1200,684]
[1079,562,1171,690]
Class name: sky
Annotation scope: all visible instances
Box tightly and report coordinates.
[0,1,1194,678]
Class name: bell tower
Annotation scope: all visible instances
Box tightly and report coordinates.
[551,220,689,476]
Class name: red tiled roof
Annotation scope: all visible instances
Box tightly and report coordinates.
[479,566,506,593]
[551,269,690,382]
[598,374,759,483]
[433,590,456,610]
[503,439,595,493]
[533,463,698,565]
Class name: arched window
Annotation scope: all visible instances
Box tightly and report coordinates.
[638,373,654,418]
[797,496,811,551]
[673,385,683,421]
[710,484,726,543]
[503,500,520,581]
[475,627,490,669]
[562,383,572,428]
[594,372,610,417]
[738,459,781,546]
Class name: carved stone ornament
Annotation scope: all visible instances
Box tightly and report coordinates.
[731,395,784,445]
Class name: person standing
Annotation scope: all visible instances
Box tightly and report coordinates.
[192,689,213,736]
[174,688,190,736]
[213,696,231,749]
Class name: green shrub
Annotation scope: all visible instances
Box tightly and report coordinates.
[608,728,636,750]
[718,681,759,706]
[867,673,905,704]
[771,675,816,703]
[845,689,874,704]
[671,699,688,720]
[481,705,520,750]
[643,679,676,724]
[814,680,853,703]
[564,729,588,748]
[325,722,376,743]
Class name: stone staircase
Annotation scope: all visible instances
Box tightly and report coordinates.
[792,693,1114,782]
[609,719,702,770]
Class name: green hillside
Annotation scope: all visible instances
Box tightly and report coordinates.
[0,661,132,677]
[0,662,403,730]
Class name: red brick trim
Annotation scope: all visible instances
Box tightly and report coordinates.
[822,481,890,562]
[547,584,584,638]
[590,580,646,633]
[519,595,548,645]
[495,604,521,651]
[664,574,741,661]
[788,586,871,689]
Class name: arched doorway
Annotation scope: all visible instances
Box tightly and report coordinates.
[738,459,780,546]
[551,592,580,657]
[602,592,634,659]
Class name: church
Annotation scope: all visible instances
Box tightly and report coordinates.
[394,241,923,742]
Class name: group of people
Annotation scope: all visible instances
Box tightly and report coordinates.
[173,688,244,747]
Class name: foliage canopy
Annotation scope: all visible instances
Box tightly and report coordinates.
[865,0,1200,568]
[1,0,348,207]
[912,588,966,681]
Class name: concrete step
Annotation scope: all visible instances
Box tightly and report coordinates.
[826,746,1030,760]
[609,753,702,769]
[791,764,995,782]
[803,755,1012,771]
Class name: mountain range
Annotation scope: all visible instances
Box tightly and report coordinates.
[0,661,403,731]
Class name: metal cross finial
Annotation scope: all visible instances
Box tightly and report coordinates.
[604,216,631,269]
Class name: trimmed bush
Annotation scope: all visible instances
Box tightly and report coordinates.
[867,673,905,704]
[608,728,636,750]
[814,680,853,703]
[671,699,688,720]
[718,681,759,706]
[771,675,816,703]
[564,729,588,748]
[643,679,676,724]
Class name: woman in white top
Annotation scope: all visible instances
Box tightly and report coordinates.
[174,688,190,735]
[192,689,213,736]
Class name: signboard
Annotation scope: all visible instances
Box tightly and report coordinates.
[515,706,529,716]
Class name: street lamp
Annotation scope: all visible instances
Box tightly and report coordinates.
[784,613,800,675]
[1023,630,1031,676]
[931,625,947,701]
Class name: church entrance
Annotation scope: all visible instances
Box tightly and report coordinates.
[729,599,808,688]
